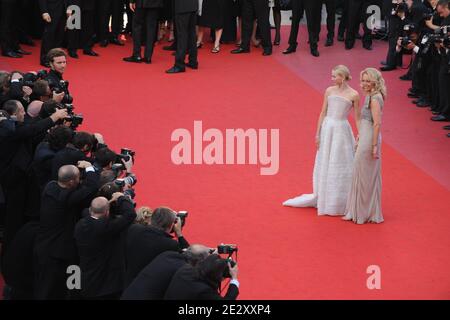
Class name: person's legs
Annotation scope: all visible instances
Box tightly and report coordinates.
[143,8,158,61]
[174,13,189,69]
[131,8,144,57]
[187,12,198,65]
[272,5,281,45]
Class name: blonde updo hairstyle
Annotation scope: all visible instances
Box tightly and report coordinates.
[360,67,387,99]
[333,65,352,81]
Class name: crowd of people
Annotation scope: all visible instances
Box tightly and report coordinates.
[378,0,450,137]
[0,48,240,300]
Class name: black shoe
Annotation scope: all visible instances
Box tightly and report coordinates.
[337,34,344,42]
[68,50,79,59]
[143,57,151,64]
[310,47,320,57]
[110,38,124,46]
[166,66,185,74]
[431,115,448,121]
[407,92,419,98]
[325,37,333,47]
[380,65,396,72]
[363,43,373,50]
[399,74,412,81]
[231,47,250,54]
[99,40,109,47]
[282,46,296,54]
[186,62,198,69]
[417,100,431,107]
[123,56,142,63]
[83,49,99,56]
[15,49,31,55]
[432,111,441,115]
[262,49,272,56]
[443,125,450,130]
[2,51,22,58]
[163,45,176,51]
[345,42,354,50]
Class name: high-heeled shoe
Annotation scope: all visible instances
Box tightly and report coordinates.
[211,46,220,53]
[274,34,280,46]
[252,39,261,48]
[197,42,203,49]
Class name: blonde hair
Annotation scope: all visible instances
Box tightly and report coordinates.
[333,65,352,81]
[360,67,387,98]
[136,206,153,225]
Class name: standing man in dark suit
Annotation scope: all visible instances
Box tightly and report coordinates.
[74,196,136,299]
[67,0,99,58]
[123,0,163,64]
[97,0,126,47]
[345,0,374,50]
[166,0,198,73]
[39,0,67,66]
[323,0,337,47]
[231,0,272,56]
[0,0,31,58]
[303,0,323,56]
[283,0,305,54]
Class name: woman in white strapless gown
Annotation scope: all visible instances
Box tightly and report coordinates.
[283,65,360,216]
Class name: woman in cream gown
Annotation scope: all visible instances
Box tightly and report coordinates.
[343,68,386,224]
[283,65,360,216]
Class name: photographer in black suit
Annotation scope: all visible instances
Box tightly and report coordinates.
[165,254,239,300]
[74,196,136,299]
[121,244,212,300]
[43,49,73,105]
[166,0,199,73]
[34,163,100,300]
[123,0,163,64]
[125,206,189,286]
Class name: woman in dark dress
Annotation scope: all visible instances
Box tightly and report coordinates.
[197,0,226,52]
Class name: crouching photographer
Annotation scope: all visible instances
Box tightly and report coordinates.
[74,195,137,300]
[125,207,190,287]
[164,253,239,300]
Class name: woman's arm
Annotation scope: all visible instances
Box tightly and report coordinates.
[315,88,330,149]
[370,96,383,159]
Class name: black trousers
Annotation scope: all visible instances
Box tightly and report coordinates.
[338,0,348,37]
[240,0,271,51]
[287,0,304,47]
[304,0,322,48]
[0,0,20,53]
[34,256,69,300]
[40,2,66,63]
[323,0,336,38]
[174,11,197,69]
[67,9,95,51]
[345,0,373,47]
[438,64,450,116]
[97,0,124,41]
[132,8,159,59]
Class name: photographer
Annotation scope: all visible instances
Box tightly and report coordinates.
[0,100,68,254]
[164,254,239,300]
[0,71,33,108]
[31,79,65,104]
[43,48,73,105]
[125,207,190,286]
[74,195,136,300]
[121,244,212,300]
[427,0,450,123]
[34,162,100,300]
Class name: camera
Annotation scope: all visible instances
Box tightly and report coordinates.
[401,36,412,47]
[176,211,188,227]
[114,173,138,188]
[120,148,135,162]
[217,244,238,255]
[56,103,83,130]
[54,80,73,104]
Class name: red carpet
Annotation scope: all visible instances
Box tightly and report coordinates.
[1,26,449,299]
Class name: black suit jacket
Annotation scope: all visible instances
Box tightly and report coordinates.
[173,0,198,14]
[39,0,67,14]
[125,224,189,286]
[121,251,187,300]
[67,0,95,11]
[74,197,136,298]
[34,170,99,261]
[51,146,89,180]
[164,265,239,300]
